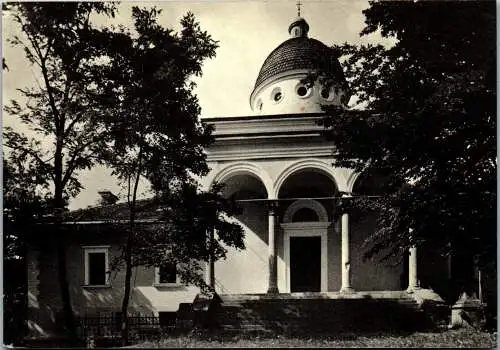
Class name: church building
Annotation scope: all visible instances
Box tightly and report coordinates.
[25,13,449,338]
[200,15,422,295]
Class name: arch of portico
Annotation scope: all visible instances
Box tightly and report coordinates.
[208,161,274,198]
[275,164,344,293]
[346,170,361,193]
[273,159,343,198]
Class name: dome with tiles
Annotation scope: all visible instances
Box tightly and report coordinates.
[250,17,350,115]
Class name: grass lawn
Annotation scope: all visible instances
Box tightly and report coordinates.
[130,329,496,348]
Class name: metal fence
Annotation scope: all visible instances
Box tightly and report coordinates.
[76,312,162,347]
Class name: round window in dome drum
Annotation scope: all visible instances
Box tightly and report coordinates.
[295,83,311,98]
[321,88,330,99]
[297,86,308,96]
[257,99,263,111]
[271,87,283,103]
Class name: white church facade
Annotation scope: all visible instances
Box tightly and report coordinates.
[200,16,418,295]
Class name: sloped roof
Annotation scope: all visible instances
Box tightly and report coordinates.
[64,198,161,223]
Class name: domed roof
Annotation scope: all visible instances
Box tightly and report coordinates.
[253,37,345,90]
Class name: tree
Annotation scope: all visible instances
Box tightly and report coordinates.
[320,0,495,302]
[98,7,243,344]
[3,155,51,345]
[4,2,118,343]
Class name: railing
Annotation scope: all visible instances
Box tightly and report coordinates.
[76,312,161,347]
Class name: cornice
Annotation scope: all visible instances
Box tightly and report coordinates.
[206,145,335,161]
[206,113,325,137]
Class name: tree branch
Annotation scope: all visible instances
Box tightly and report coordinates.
[61,136,100,187]
[3,143,54,181]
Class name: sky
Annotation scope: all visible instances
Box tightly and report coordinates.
[3,0,387,210]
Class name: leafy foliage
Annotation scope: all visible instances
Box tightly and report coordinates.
[3,2,119,342]
[3,157,52,345]
[4,3,119,203]
[99,8,216,191]
[95,7,242,344]
[321,1,495,283]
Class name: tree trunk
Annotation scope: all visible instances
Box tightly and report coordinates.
[54,146,79,346]
[121,165,142,346]
[120,224,134,346]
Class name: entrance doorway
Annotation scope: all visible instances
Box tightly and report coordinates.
[290,236,321,292]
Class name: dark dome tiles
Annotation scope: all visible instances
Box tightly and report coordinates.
[254,37,345,89]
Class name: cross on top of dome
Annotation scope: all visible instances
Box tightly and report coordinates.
[288,6,309,38]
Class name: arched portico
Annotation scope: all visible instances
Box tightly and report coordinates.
[206,162,272,291]
[275,165,344,293]
[208,161,274,199]
[273,159,340,198]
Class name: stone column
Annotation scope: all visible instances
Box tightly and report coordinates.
[407,246,419,293]
[340,211,354,293]
[267,201,279,294]
[207,228,215,288]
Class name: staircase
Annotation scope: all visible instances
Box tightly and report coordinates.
[213,292,434,335]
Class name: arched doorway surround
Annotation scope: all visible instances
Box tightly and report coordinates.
[280,199,330,293]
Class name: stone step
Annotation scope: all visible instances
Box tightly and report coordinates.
[219,291,411,301]
[220,300,420,309]
[222,298,416,306]
[212,296,431,333]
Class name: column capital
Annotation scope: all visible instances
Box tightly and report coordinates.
[334,193,353,219]
[339,192,359,216]
[266,200,279,215]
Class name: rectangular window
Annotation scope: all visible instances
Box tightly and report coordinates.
[155,263,178,285]
[83,246,110,286]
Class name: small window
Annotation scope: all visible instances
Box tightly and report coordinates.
[83,246,110,286]
[295,83,311,98]
[270,87,283,104]
[257,99,263,111]
[155,263,179,285]
[321,87,330,99]
[297,86,308,96]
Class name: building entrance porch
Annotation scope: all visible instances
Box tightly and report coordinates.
[206,160,418,295]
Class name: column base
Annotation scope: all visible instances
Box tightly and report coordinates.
[340,286,355,294]
[406,286,420,294]
[267,287,279,294]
